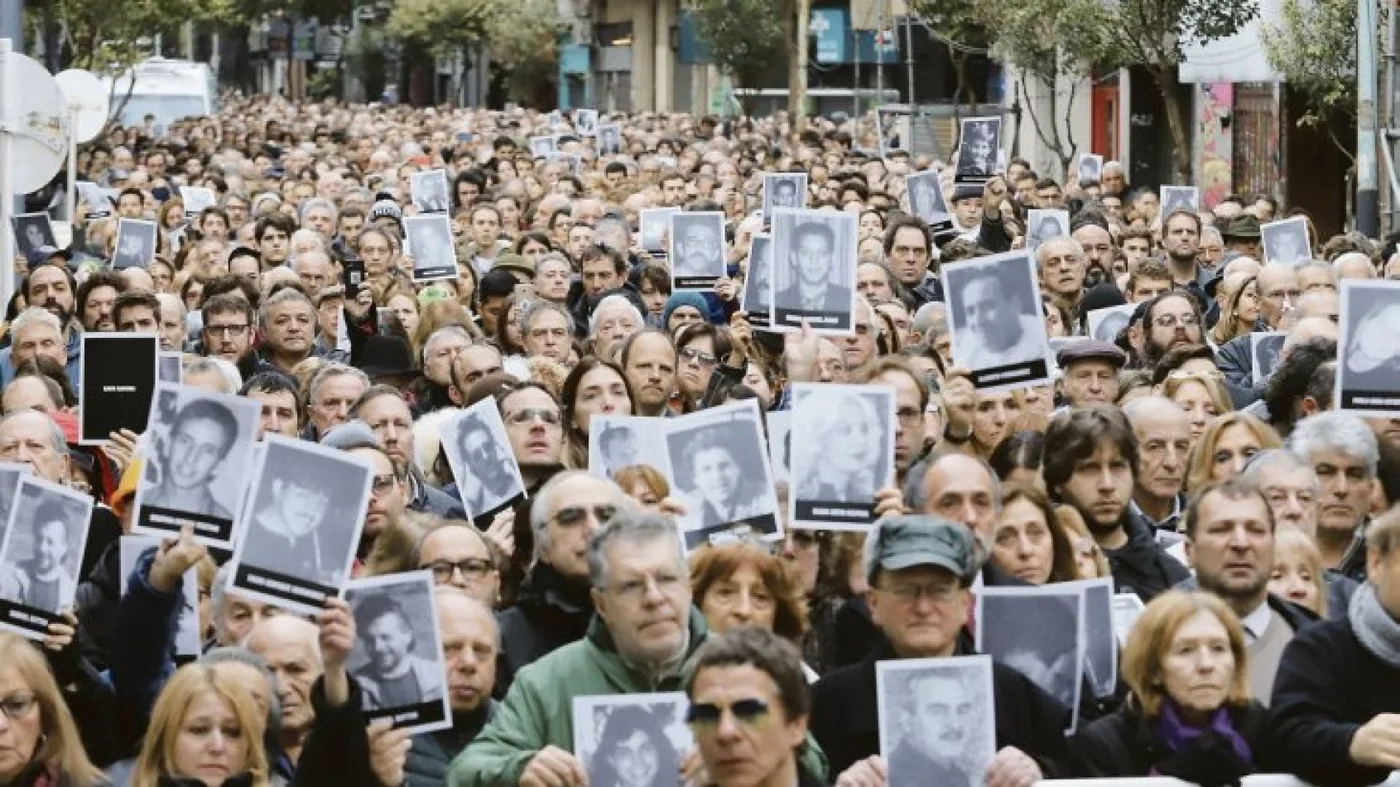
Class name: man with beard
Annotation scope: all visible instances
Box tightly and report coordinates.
[201,294,258,369]
[352,595,444,710]
[776,221,852,313]
[1184,479,1315,703]
[454,413,520,516]
[351,387,464,517]
[145,397,241,520]
[1043,406,1189,602]
[77,269,127,334]
[1162,210,1209,293]
[1139,293,1204,368]
[1070,218,1115,290]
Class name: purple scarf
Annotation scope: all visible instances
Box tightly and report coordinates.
[1154,701,1254,765]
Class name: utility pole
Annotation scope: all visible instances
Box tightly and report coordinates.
[790,0,810,126]
[1358,0,1380,235]
[904,10,915,104]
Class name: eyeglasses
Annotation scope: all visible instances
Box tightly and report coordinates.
[425,558,493,583]
[1152,314,1200,329]
[205,323,250,337]
[609,571,685,602]
[881,581,960,605]
[0,694,37,721]
[506,408,562,427]
[686,698,771,729]
[370,474,399,496]
[552,504,619,527]
[680,346,718,367]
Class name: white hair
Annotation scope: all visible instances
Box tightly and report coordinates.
[589,295,644,333]
[10,307,62,337]
[185,356,242,394]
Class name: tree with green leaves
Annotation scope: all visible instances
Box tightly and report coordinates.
[910,0,989,107]
[387,0,496,61]
[482,0,565,105]
[1262,0,1361,163]
[689,0,788,115]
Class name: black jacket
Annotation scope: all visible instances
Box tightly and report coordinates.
[74,538,122,671]
[493,561,594,696]
[809,638,1072,780]
[1214,334,1265,409]
[293,676,373,787]
[1105,511,1192,603]
[405,701,497,787]
[1270,615,1400,786]
[1070,702,1268,784]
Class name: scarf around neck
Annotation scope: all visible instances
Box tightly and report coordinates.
[1154,701,1253,765]
[1349,581,1400,668]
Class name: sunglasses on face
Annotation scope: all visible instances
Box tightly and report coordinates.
[686,698,771,728]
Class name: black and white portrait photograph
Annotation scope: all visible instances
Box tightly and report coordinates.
[668,211,726,291]
[113,218,158,269]
[405,214,458,283]
[1336,279,1400,415]
[572,692,692,787]
[954,117,1001,184]
[943,251,1052,391]
[877,656,997,787]
[1069,578,1117,700]
[1076,153,1104,184]
[589,415,666,481]
[1025,209,1069,255]
[740,233,773,329]
[0,464,30,547]
[441,397,527,520]
[1112,592,1145,646]
[1261,216,1312,264]
[529,135,557,158]
[905,170,951,231]
[770,208,858,334]
[80,333,158,445]
[0,477,93,638]
[227,435,372,614]
[411,170,451,214]
[575,109,599,136]
[120,535,201,660]
[132,383,261,547]
[1160,186,1200,216]
[765,411,791,488]
[788,383,895,530]
[179,186,216,220]
[76,182,113,220]
[762,173,808,219]
[1251,331,1287,383]
[597,124,622,155]
[662,400,781,550]
[159,351,183,384]
[877,107,910,158]
[11,212,55,256]
[639,208,680,255]
[975,586,1085,732]
[345,571,452,734]
[1087,303,1137,344]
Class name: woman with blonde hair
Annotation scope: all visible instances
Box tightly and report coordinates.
[1208,273,1262,346]
[1158,370,1234,448]
[131,663,270,787]
[1269,526,1328,618]
[1185,412,1283,492]
[1071,590,1268,780]
[0,632,105,787]
[1054,504,1110,580]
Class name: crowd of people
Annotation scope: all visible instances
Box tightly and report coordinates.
[2,92,1400,787]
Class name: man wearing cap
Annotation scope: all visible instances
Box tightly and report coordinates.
[1058,341,1126,407]
[810,515,1070,786]
[1222,213,1264,261]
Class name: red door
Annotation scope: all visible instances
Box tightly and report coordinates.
[1092,80,1120,160]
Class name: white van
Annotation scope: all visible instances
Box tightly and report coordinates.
[101,58,218,132]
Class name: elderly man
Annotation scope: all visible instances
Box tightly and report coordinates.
[246,615,324,772]
[306,363,370,440]
[521,301,573,365]
[1271,507,1400,786]
[1057,341,1127,408]
[687,628,823,787]
[496,471,633,692]
[1289,411,1380,582]
[1,375,63,415]
[1124,396,1193,534]
[453,512,827,787]
[1036,237,1087,311]
[419,326,474,413]
[1183,479,1316,703]
[589,294,644,360]
[5,309,69,386]
[810,516,1070,785]
[416,523,501,605]
[258,289,319,374]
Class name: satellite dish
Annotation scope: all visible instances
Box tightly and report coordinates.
[6,51,68,194]
[56,69,109,144]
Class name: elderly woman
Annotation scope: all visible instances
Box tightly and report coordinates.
[129,662,270,787]
[0,632,106,787]
[1185,412,1282,492]
[1071,591,1267,783]
[690,542,815,682]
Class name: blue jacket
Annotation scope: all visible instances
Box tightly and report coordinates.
[0,324,82,390]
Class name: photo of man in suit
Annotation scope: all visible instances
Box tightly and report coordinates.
[777,220,853,313]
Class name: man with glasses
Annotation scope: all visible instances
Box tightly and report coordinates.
[1140,293,1205,368]
[495,470,632,693]
[321,421,407,560]
[352,386,464,517]
[201,294,257,369]
[686,628,823,787]
[810,515,1069,785]
[416,523,500,605]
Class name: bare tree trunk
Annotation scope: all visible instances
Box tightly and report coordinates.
[1155,66,1193,183]
[787,0,809,125]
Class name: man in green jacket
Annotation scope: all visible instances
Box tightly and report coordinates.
[448,511,827,787]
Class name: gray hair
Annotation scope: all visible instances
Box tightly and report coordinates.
[1201,226,1223,245]
[529,470,632,559]
[0,409,67,456]
[589,295,644,334]
[300,197,338,224]
[10,307,62,337]
[1034,236,1086,269]
[902,452,1003,516]
[259,286,316,329]
[911,301,946,335]
[520,299,576,337]
[1288,411,1379,476]
[586,510,687,589]
[184,356,242,394]
[308,363,370,407]
[201,646,283,737]
[1296,259,1334,284]
[156,292,187,320]
[1240,448,1321,496]
[423,325,474,361]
